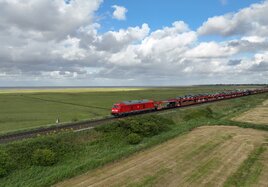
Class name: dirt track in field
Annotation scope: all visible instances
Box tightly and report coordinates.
[55,126,268,187]
[233,99,268,125]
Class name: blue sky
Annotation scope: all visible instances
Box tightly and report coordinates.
[0,0,267,86]
[97,0,261,32]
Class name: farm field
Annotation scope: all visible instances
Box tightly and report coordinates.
[0,92,267,186]
[56,126,268,187]
[0,85,259,134]
[233,99,268,125]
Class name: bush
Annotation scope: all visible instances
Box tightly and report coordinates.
[126,133,142,144]
[32,149,58,166]
[96,115,173,137]
[95,120,123,132]
[128,115,172,136]
[0,149,13,177]
[6,134,75,168]
[183,107,214,121]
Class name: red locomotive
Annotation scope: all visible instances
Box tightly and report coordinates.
[111,99,155,116]
[111,88,268,116]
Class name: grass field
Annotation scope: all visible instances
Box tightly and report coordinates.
[0,86,261,134]
[233,99,268,125]
[0,91,267,187]
[56,126,268,187]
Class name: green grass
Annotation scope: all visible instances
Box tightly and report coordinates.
[127,168,171,187]
[0,91,267,187]
[224,145,266,187]
[187,158,221,183]
[0,86,262,134]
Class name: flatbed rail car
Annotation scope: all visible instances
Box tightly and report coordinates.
[111,88,268,116]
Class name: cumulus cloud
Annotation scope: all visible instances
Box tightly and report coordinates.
[184,42,237,59]
[0,0,102,40]
[198,0,268,37]
[112,5,127,20]
[93,24,150,52]
[0,0,267,86]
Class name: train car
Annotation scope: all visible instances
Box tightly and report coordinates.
[111,88,268,117]
[154,99,178,110]
[111,99,155,116]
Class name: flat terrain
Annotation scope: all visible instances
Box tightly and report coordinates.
[0,86,257,134]
[233,99,268,125]
[56,126,268,187]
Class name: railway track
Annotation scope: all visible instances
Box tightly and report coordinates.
[0,92,267,144]
[0,117,117,144]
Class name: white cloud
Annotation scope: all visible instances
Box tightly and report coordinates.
[52,36,87,60]
[184,42,238,58]
[112,5,127,20]
[93,23,150,52]
[0,0,267,86]
[0,0,102,40]
[241,36,266,43]
[198,0,268,37]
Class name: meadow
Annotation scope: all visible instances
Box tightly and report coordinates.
[0,90,267,187]
[0,85,260,134]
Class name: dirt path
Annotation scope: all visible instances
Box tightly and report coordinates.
[55,126,268,187]
[233,99,268,125]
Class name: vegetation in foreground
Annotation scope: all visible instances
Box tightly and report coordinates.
[0,85,261,134]
[224,145,266,187]
[233,99,268,125]
[0,93,267,186]
[56,126,267,187]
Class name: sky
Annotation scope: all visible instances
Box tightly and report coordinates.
[0,0,267,86]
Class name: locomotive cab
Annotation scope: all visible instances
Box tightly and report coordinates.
[111,104,121,116]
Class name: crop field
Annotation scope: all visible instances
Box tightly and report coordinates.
[56,126,268,187]
[233,99,268,125]
[0,85,259,134]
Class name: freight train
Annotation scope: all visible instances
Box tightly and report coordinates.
[111,88,268,116]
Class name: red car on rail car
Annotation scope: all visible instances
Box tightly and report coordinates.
[111,99,155,116]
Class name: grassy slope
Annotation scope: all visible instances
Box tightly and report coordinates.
[0,92,267,187]
[0,86,260,134]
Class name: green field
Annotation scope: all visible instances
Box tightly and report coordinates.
[0,89,267,186]
[0,86,261,134]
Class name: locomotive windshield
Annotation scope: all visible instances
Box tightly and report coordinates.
[113,105,119,108]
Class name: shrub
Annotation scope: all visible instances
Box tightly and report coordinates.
[126,133,142,144]
[32,148,58,166]
[96,115,173,137]
[183,107,214,121]
[95,120,122,132]
[6,134,74,168]
[0,149,13,177]
[128,115,172,136]
[132,121,159,136]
